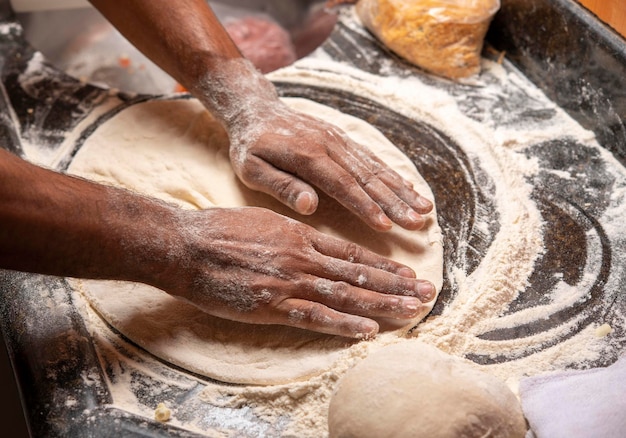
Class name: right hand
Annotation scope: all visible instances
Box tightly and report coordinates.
[156,207,436,339]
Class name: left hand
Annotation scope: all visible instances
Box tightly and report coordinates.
[155,206,435,338]
[217,61,433,231]
[87,0,432,231]
[226,91,434,232]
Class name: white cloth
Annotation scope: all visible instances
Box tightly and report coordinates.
[519,354,626,438]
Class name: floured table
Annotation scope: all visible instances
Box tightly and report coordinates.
[0,5,625,438]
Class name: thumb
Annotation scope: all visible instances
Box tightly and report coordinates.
[236,157,319,215]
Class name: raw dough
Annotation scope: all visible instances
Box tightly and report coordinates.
[68,97,443,385]
[154,403,171,423]
[328,340,527,438]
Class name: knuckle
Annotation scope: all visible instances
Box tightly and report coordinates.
[352,265,369,286]
[301,304,331,326]
[336,172,359,191]
[285,307,307,325]
[343,242,363,263]
[389,278,418,297]
[369,160,384,176]
[358,170,379,189]
[238,161,262,183]
[331,281,351,305]
[271,176,298,201]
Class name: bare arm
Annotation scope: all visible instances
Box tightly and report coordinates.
[0,148,175,282]
[88,0,435,231]
[87,0,241,91]
[0,149,435,338]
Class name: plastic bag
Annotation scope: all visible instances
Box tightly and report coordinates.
[355,0,501,79]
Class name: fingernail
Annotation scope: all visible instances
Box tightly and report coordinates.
[418,282,435,302]
[295,192,316,215]
[378,213,393,229]
[408,210,423,222]
[355,321,378,340]
[398,267,416,278]
[417,196,433,210]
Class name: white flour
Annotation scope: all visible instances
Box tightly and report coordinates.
[189,42,624,437]
[56,53,623,438]
[16,10,624,436]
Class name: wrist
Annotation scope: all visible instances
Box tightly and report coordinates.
[189,58,281,127]
[108,192,186,288]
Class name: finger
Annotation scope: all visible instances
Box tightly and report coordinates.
[377,169,433,213]
[298,276,429,317]
[326,142,428,230]
[233,155,319,215]
[276,298,380,339]
[348,139,433,214]
[251,134,393,230]
[270,136,418,231]
[304,234,437,302]
[333,264,435,302]
[307,255,436,303]
[352,151,419,193]
[310,233,417,278]
[303,158,394,231]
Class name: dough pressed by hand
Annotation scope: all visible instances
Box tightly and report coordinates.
[328,340,527,438]
[68,97,443,385]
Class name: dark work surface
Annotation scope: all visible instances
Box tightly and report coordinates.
[488,0,626,165]
[0,330,29,438]
[0,0,625,436]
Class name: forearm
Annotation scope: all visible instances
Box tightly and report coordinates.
[88,0,240,86]
[88,0,276,124]
[0,150,178,284]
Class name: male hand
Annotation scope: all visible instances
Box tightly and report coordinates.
[192,58,433,232]
[159,207,436,338]
[228,101,434,232]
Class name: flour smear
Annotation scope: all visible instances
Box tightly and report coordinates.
[190,20,625,437]
[18,9,624,437]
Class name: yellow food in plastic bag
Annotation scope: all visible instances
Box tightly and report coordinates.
[356,0,500,79]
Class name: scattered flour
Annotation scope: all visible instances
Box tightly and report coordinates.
[16,9,623,437]
[186,35,623,437]
[62,52,623,437]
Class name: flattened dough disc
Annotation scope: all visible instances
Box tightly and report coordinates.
[69,97,443,385]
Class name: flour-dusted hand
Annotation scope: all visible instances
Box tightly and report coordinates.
[0,0,440,339]
[88,0,432,231]
[193,59,433,232]
[1,147,433,339]
[158,207,435,338]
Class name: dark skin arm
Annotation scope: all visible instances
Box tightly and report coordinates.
[1,0,438,339]
[88,0,434,231]
[0,149,434,338]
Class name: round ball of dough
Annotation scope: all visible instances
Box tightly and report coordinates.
[328,341,527,438]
